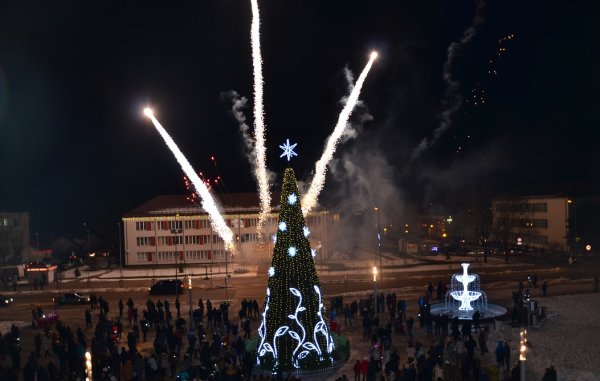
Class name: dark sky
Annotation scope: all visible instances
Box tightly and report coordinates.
[0,0,598,241]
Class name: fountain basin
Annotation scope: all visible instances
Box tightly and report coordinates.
[430,301,508,320]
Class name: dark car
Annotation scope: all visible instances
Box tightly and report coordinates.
[0,294,14,307]
[149,279,185,295]
[54,293,90,305]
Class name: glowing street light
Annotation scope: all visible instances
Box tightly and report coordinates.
[519,328,528,380]
[372,266,378,314]
[143,107,154,118]
[373,207,383,288]
[85,351,92,381]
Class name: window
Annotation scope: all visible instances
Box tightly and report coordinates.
[185,235,200,245]
[158,236,183,246]
[168,220,183,231]
[157,251,179,261]
[241,233,259,243]
[185,250,211,261]
[137,253,149,262]
[136,237,153,246]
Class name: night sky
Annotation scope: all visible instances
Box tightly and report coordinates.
[0,0,598,243]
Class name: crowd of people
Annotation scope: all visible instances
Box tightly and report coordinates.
[0,276,563,381]
[0,294,266,380]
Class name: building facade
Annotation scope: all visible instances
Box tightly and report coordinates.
[122,194,332,267]
[0,212,31,264]
[492,195,569,251]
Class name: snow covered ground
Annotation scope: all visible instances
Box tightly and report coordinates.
[490,293,600,381]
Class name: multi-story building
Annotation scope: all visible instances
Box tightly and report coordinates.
[122,193,332,267]
[492,195,569,251]
[0,212,31,264]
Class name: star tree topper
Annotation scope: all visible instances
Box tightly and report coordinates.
[279,139,298,162]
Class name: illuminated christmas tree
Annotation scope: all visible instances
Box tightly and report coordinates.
[256,143,335,372]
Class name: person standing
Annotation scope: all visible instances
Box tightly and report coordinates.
[85,310,92,329]
[118,299,124,318]
[503,341,511,371]
[541,281,548,297]
[353,359,361,381]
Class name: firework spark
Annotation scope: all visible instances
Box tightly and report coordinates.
[301,52,378,214]
[143,108,234,249]
[250,0,271,238]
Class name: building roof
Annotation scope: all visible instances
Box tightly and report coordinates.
[124,192,283,218]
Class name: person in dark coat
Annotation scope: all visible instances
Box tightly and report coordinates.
[542,281,548,297]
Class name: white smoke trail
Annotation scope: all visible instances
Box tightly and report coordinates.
[302,52,378,214]
[144,109,234,250]
[338,66,374,143]
[221,90,276,184]
[250,0,271,238]
[410,0,485,162]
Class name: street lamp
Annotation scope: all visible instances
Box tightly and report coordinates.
[374,207,383,289]
[519,328,528,381]
[83,223,90,255]
[188,275,194,334]
[372,266,377,311]
[171,227,183,284]
[118,222,123,288]
[85,351,92,381]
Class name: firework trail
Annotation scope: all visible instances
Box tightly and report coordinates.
[250,0,271,237]
[144,108,234,249]
[338,66,374,143]
[302,52,378,214]
[410,0,485,162]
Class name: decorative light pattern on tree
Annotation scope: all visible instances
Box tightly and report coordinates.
[288,193,298,205]
[303,226,310,237]
[279,222,288,231]
[288,247,297,257]
[311,249,317,257]
[268,267,275,277]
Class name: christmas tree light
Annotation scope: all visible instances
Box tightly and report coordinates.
[257,166,335,372]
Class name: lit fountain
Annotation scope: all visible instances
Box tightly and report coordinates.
[450,263,482,311]
[430,262,507,320]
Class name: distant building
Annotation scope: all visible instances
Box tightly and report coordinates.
[122,194,333,267]
[0,212,31,264]
[492,195,569,251]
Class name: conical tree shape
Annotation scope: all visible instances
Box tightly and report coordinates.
[257,168,335,372]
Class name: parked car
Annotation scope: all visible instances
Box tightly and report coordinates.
[149,279,185,295]
[53,293,90,305]
[0,294,14,307]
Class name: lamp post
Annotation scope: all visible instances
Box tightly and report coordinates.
[118,222,123,288]
[187,275,194,334]
[372,266,377,315]
[171,227,183,287]
[225,249,230,302]
[83,223,90,255]
[519,328,528,381]
[85,351,92,381]
[374,207,383,289]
